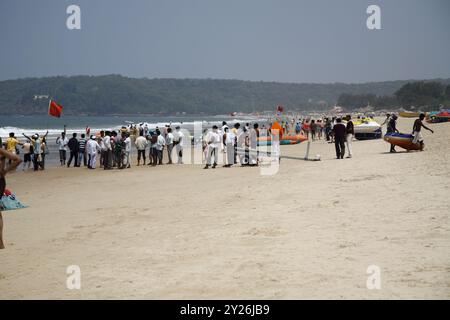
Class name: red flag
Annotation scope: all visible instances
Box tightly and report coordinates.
[48,100,63,118]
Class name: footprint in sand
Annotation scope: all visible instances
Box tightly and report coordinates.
[242,227,287,237]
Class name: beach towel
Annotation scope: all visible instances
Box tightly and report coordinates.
[0,189,28,211]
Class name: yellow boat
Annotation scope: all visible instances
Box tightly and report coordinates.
[399,111,420,118]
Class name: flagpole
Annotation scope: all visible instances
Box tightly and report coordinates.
[46,98,51,135]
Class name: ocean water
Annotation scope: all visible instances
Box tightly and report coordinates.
[0,114,268,137]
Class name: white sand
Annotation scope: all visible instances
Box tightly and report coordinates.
[1,118,449,299]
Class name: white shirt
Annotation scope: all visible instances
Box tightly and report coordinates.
[86,139,100,154]
[166,132,174,145]
[156,135,165,150]
[250,129,258,148]
[225,132,236,145]
[57,136,68,151]
[174,130,184,145]
[124,137,132,152]
[207,131,221,148]
[135,136,148,150]
[103,136,111,151]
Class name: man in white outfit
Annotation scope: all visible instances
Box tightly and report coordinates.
[345,115,354,158]
[87,135,101,169]
[223,127,235,167]
[204,125,220,169]
[174,126,184,164]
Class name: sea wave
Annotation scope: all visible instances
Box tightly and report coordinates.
[0,117,269,138]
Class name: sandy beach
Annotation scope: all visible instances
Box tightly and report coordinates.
[1,117,449,299]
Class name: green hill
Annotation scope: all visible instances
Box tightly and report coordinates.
[1,75,449,115]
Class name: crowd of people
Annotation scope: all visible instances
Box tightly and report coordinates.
[0,113,436,174]
[50,124,186,170]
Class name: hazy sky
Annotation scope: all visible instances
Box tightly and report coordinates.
[1,0,449,83]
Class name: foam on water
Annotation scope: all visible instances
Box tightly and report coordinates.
[0,117,268,138]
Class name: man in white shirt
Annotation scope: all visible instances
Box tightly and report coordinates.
[165,127,174,164]
[237,128,249,165]
[86,135,101,169]
[204,125,220,169]
[123,132,132,169]
[103,131,113,170]
[135,132,148,166]
[223,127,235,167]
[156,130,165,165]
[174,126,184,164]
[249,123,259,166]
[56,132,69,166]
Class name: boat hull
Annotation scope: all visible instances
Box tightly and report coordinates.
[383,133,420,151]
[258,135,308,146]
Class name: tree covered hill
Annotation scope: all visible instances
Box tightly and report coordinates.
[1,75,449,115]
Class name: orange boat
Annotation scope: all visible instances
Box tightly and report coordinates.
[258,134,308,145]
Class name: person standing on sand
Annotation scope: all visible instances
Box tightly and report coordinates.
[345,115,354,158]
[113,131,124,169]
[381,113,391,134]
[249,123,259,166]
[174,126,184,164]
[5,133,22,158]
[56,132,69,166]
[0,148,22,249]
[333,118,346,159]
[87,135,101,169]
[232,123,240,164]
[310,120,316,141]
[148,132,158,166]
[67,133,79,167]
[40,137,48,170]
[78,134,87,167]
[21,139,32,171]
[223,127,235,167]
[99,131,105,167]
[166,127,174,164]
[103,131,113,170]
[387,114,399,153]
[123,132,132,169]
[412,113,434,151]
[135,132,148,166]
[204,125,220,169]
[156,130,166,165]
[22,132,48,171]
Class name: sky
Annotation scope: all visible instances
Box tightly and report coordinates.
[0,0,449,83]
